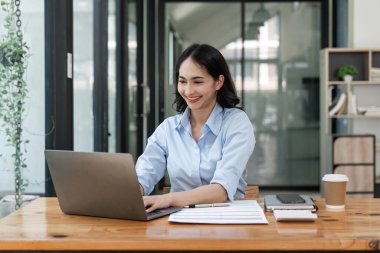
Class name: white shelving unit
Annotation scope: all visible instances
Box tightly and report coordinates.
[320,48,380,197]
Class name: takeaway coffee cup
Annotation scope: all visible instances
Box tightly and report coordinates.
[322,174,349,209]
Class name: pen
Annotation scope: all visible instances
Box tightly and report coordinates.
[184,203,230,208]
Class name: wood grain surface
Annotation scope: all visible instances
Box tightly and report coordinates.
[0,197,379,251]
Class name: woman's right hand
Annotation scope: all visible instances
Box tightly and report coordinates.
[143,194,174,213]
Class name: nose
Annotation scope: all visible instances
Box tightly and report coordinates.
[184,83,194,96]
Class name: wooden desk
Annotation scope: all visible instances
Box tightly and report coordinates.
[0,197,379,252]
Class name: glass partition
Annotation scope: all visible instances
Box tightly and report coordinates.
[244,2,321,186]
[162,1,322,188]
[73,0,94,152]
[164,2,241,118]
[127,0,138,159]
[108,0,116,152]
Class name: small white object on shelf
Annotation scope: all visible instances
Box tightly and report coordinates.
[357,106,380,116]
[347,92,357,115]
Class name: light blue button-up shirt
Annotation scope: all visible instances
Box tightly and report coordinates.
[136,103,255,200]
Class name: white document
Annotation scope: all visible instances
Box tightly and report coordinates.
[273,210,317,222]
[168,200,268,224]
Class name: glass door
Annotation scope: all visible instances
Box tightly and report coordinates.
[73,0,94,152]
[162,2,242,118]
[126,0,145,158]
[160,1,324,188]
[243,2,321,187]
[72,0,144,158]
[126,0,139,158]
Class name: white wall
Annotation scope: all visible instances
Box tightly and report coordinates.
[349,0,380,47]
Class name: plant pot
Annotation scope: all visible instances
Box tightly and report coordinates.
[343,75,353,82]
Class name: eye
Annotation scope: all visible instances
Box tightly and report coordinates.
[178,80,186,84]
[194,81,203,84]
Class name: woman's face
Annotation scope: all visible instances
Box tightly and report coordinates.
[178,58,223,113]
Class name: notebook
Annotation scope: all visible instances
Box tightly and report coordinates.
[264,195,317,212]
[45,150,181,221]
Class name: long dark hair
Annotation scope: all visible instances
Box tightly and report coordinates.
[173,44,241,113]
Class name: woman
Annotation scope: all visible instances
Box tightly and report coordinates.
[136,44,255,212]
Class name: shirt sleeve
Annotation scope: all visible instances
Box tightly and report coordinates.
[136,122,168,196]
[210,111,255,201]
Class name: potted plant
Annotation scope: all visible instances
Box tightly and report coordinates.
[337,64,358,82]
[0,0,30,210]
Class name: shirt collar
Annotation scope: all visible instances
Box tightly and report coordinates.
[175,103,223,136]
[176,107,191,132]
[204,103,223,136]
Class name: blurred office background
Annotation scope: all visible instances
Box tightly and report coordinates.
[0,0,379,197]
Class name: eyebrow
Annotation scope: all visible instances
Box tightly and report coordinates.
[179,76,204,80]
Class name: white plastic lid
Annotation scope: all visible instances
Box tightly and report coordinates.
[322,174,349,182]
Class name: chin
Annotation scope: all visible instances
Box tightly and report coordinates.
[187,104,200,110]
[185,99,201,109]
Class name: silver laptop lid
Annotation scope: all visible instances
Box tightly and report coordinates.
[45,150,149,221]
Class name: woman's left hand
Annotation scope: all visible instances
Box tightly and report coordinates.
[143,194,173,213]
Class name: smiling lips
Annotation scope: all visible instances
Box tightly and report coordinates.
[186,96,201,103]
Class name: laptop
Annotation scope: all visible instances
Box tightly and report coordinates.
[45,150,181,221]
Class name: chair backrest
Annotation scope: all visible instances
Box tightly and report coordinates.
[333,134,375,197]
[162,185,260,199]
[244,185,260,199]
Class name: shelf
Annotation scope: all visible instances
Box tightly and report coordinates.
[330,114,380,119]
[321,48,380,190]
[328,81,380,86]
[285,121,319,129]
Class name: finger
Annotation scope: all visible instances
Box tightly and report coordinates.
[143,199,153,209]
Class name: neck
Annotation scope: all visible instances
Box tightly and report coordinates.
[190,101,217,128]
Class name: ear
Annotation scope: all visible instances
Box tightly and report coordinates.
[216,75,224,90]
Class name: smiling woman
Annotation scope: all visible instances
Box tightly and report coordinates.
[136,44,255,213]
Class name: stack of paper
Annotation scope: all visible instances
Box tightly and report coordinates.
[365,106,380,116]
[371,67,380,81]
[168,200,268,224]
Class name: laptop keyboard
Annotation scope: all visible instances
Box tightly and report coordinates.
[146,207,181,219]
